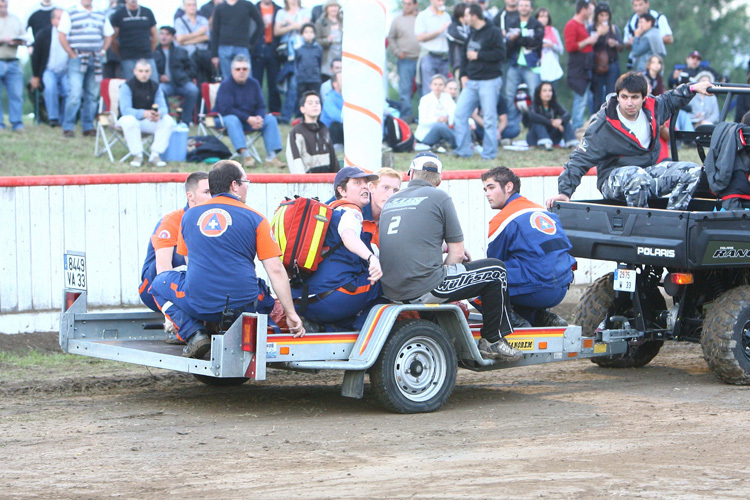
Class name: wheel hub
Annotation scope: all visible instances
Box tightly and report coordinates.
[393,336,447,403]
[408,359,424,377]
[743,323,750,362]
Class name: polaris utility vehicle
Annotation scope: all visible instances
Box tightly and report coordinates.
[550,84,750,384]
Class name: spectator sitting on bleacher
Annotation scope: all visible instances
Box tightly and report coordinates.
[154,25,198,125]
[118,59,175,168]
[286,90,338,174]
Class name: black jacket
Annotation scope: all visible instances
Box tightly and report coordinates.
[527,100,571,129]
[461,22,505,81]
[30,25,53,78]
[703,122,750,200]
[506,15,543,68]
[154,43,196,87]
[559,84,695,197]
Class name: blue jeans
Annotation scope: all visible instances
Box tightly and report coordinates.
[0,59,24,130]
[278,60,297,123]
[571,83,592,131]
[218,45,251,82]
[675,110,695,132]
[159,81,199,124]
[42,68,70,123]
[252,42,281,113]
[63,57,100,132]
[223,113,282,156]
[421,122,456,148]
[120,58,158,82]
[504,64,540,133]
[526,121,575,146]
[591,62,619,111]
[397,57,417,118]
[474,119,520,144]
[453,76,502,159]
[512,287,568,324]
[420,54,449,96]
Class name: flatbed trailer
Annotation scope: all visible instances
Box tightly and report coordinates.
[60,289,633,413]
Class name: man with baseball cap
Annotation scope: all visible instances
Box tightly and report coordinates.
[294,166,385,331]
[668,50,723,89]
[378,153,523,361]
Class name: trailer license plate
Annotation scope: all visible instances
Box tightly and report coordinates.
[64,253,87,291]
[613,268,636,292]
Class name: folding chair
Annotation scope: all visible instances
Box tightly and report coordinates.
[197,81,262,164]
[94,78,153,163]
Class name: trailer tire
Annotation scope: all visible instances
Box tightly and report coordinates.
[370,319,457,414]
[575,273,664,368]
[193,374,249,387]
[701,286,750,385]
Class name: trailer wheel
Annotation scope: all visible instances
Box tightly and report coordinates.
[370,319,457,414]
[575,273,664,368]
[193,374,249,387]
[701,286,750,385]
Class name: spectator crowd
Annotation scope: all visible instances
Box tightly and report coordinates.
[0,0,745,166]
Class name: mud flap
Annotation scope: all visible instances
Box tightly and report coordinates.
[341,370,365,399]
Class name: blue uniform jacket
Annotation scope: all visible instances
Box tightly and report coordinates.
[487,193,575,296]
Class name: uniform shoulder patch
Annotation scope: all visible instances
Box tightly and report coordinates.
[530,211,557,235]
[157,229,171,239]
[197,208,233,237]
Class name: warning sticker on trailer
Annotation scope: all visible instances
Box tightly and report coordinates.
[508,339,534,350]
[266,342,277,359]
[594,343,607,354]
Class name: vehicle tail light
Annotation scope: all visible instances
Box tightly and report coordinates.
[670,273,694,285]
[571,260,578,271]
[64,292,81,312]
[241,315,258,352]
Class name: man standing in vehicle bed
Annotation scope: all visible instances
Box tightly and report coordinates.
[378,152,522,361]
[545,72,714,211]
[150,160,305,359]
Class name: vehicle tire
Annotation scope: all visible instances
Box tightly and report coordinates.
[701,286,750,385]
[193,374,249,386]
[575,273,665,368]
[369,319,457,414]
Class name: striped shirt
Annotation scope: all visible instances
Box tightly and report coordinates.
[58,5,113,53]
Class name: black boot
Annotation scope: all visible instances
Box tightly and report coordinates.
[533,309,568,327]
[509,309,532,329]
[182,329,211,359]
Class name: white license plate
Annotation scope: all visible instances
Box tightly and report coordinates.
[64,253,87,291]
[613,268,636,292]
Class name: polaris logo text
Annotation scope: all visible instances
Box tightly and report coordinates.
[713,248,750,259]
[637,247,675,258]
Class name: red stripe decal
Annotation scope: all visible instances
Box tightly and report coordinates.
[359,305,390,355]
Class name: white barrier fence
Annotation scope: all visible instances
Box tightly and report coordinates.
[0,173,604,333]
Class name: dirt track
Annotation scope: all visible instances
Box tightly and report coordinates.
[1,334,749,499]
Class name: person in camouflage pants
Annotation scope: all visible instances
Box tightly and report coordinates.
[545,72,714,211]
[600,161,701,210]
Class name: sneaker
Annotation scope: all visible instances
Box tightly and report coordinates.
[266,156,286,169]
[477,337,523,361]
[149,154,167,167]
[129,155,143,168]
[182,329,211,359]
[533,309,568,327]
[544,142,553,151]
[472,144,483,155]
[82,129,96,137]
[63,130,74,138]
[435,146,447,154]
[565,139,579,148]
[49,120,60,128]
[500,138,512,147]
[243,155,256,168]
[414,142,431,152]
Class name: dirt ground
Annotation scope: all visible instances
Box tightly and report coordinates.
[1,317,749,500]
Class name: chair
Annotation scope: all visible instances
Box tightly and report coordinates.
[94,78,153,163]
[197,81,262,164]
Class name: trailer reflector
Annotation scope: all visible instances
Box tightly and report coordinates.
[582,339,594,349]
[64,292,81,312]
[280,346,290,355]
[567,352,578,358]
[241,315,258,352]
[538,341,547,350]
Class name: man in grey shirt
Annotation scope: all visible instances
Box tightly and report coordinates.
[379,152,522,361]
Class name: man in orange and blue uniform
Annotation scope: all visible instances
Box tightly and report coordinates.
[295,166,385,331]
[139,171,211,313]
[150,160,305,358]
[482,166,574,327]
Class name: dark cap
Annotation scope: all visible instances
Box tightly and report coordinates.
[333,166,378,188]
[689,50,702,60]
[160,26,176,35]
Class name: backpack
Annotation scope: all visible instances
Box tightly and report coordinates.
[270,196,343,281]
[384,115,415,153]
[186,135,232,163]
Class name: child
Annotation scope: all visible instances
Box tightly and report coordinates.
[295,23,323,109]
[286,91,338,174]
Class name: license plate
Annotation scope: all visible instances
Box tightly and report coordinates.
[64,252,87,291]
[613,268,636,292]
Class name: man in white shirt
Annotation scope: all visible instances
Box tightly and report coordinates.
[414,0,451,96]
